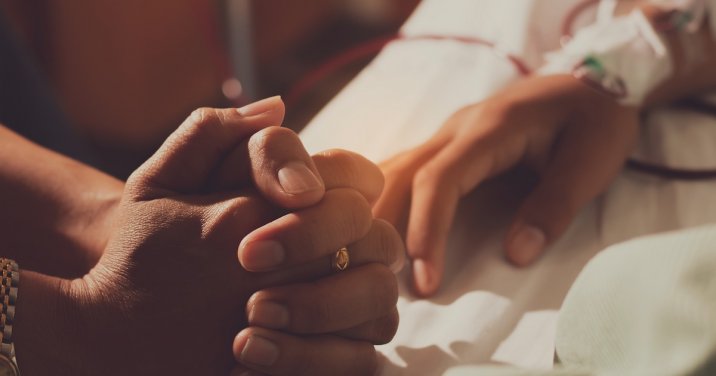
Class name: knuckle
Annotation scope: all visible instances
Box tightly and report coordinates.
[349,345,378,376]
[261,125,297,140]
[205,197,277,248]
[325,189,373,238]
[367,264,399,308]
[248,127,301,170]
[361,164,385,200]
[474,98,517,122]
[245,292,261,318]
[287,284,333,333]
[324,150,361,177]
[413,164,446,191]
[317,150,384,200]
[314,148,353,161]
[246,289,277,319]
[249,126,297,153]
[125,170,149,197]
[317,149,363,175]
[182,108,221,145]
[188,107,217,129]
[371,310,400,345]
[241,326,261,339]
[301,296,335,333]
[288,236,322,265]
[372,219,404,268]
[204,197,247,239]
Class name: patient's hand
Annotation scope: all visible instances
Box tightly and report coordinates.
[374,74,639,297]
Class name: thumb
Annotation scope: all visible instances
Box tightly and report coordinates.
[245,126,326,209]
[128,96,285,198]
[505,124,633,266]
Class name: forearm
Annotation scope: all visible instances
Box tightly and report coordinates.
[0,125,122,277]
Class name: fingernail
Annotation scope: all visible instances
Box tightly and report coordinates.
[508,225,546,266]
[249,301,289,329]
[277,161,322,195]
[241,240,285,270]
[237,96,282,117]
[412,259,437,296]
[241,335,279,367]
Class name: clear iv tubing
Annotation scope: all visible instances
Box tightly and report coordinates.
[284,0,716,180]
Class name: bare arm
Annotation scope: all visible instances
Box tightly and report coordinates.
[0,125,122,278]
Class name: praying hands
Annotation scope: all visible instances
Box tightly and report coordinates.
[7,97,403,376]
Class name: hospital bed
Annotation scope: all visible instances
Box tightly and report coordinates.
[298,0,716,374]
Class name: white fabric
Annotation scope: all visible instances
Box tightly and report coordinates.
[555,225,716,376]
[539,0,716,106]
[540,8,672,106]
[298,0,716,374]
[447,224,716,376]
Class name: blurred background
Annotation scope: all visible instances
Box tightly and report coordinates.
[0,0,420,177]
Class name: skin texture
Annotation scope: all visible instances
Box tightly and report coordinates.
[0,126,122,278]
[8,98,403,375]
[375,2,716,297]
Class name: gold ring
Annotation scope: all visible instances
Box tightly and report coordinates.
[333,247,350,271]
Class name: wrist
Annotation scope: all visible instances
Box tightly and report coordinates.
[556,73,632,111]
[70,187,122,271]
[13,271,87,375]
[497,75,619,122]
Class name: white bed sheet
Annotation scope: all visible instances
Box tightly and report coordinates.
[298,0,716,374]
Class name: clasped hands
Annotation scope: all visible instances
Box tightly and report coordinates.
[58,97,404,376]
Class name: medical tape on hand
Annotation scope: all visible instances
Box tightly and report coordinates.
[539,9,672,106]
